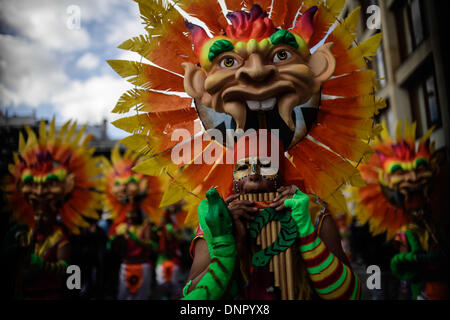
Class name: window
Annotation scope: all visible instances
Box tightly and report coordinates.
[394,0,429,60]
[407,60,441,137]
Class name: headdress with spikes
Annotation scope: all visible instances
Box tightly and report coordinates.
[350,119,435,240]
[4,119,103,234]
[108,0,384,228]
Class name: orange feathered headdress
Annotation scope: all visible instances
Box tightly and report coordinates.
[108,0,384,228]
[4,119,103,234]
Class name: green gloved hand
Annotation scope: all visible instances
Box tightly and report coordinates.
[391,230,422,281]
[128,231,139,243]
[284,188,314,237]
[30,253,44,269]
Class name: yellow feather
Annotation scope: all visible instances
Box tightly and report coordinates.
[404,120,416,145]
[132,156,168,176]
[111,144,121,166]
[49,116,56,141]
[331,7,361,51]
[120,134,154,155]
[66,121,77,143]
[57,121,71,140]
[118,35,151,57]
[39,119,47,145]
[159,181,187,208]
[24,125,37,147]
[112,89,145,114]
[380,120,391,142]
[112,115,145,134]
[419,126,435,146]
[18,132,25,152]
[81,134,94,148]
[8,163,15,175]
[335,33,383,75]
[72,125,86,147]
[395,120,402,143]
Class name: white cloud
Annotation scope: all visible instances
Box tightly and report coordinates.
[76,52,100,70]
[50,75,133,124]
[0,0,91,52]
[0,34,68,107]
[0,0,160,141]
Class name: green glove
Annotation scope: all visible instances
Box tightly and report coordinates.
[391,231,422,281]
[30,253,44,269]
[182,188,236,300]
[128,231,139,243]
[284,188,314,237]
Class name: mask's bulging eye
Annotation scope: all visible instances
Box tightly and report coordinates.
[220,57,238,68]
[273,50,292,63]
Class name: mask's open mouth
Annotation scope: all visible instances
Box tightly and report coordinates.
[195,93,319,150]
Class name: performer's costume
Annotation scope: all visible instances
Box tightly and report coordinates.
[109,0,383,300]
[154,202,189,299]
[103,145,163,300]
[3,119,103,299]
[351,120,450,299]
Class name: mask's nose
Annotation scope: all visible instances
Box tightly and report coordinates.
[236,53,276,84]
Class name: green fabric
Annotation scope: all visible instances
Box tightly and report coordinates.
[249,207,297,267]
[182,188,236,300]
[284,189,314,237]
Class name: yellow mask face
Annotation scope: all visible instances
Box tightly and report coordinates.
[232,156,279,182]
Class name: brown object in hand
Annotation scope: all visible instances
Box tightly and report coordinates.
[238,192,296,300]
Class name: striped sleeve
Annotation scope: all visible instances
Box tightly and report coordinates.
[299,231,361,300]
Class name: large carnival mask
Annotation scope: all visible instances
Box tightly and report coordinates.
[19,151,75,215]
[183,5,336,148]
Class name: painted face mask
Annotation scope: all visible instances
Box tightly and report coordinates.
[351,120,437,240]
[5,119,103,234]
[103,144,164,227]
[109,0,383,229]
[232,131,283,194]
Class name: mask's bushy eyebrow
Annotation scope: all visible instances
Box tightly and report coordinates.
[208,39,235,62]
[269,29,299,49]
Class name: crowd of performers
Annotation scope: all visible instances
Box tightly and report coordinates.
[1,121,194,299]
[2,0,450,300]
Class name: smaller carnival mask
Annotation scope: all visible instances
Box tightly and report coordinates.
[19,151,75,214]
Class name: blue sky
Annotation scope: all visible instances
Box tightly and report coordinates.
[0,0,148,140]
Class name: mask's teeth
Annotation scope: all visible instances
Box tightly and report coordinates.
[246,100,260,111]
[261,97,276,111]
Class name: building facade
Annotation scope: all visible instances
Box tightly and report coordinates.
[346,0,449,152]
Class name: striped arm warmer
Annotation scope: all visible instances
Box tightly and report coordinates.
[285,189,361,300]
[299,231,360,299]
